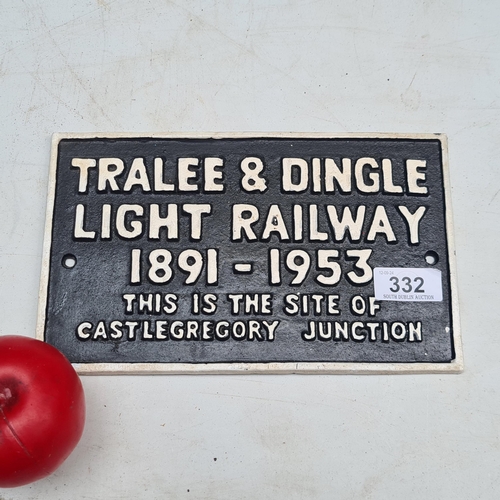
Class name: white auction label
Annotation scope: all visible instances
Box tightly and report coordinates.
[373,268,443,302]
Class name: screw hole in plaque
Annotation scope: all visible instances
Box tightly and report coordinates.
[424,251,439,265]
[62,254,77,269]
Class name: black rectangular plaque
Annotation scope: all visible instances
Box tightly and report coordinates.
[37,133,462,373]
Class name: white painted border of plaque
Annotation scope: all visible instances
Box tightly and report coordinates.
[36,132,463,375]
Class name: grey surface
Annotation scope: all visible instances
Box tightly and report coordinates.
[0,0,498,498]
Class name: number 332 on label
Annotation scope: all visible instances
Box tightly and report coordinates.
[373,267,443,302]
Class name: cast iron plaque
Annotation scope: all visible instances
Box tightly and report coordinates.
[36,133,462,374]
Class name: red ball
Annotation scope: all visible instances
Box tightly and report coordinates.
[0,335,85,487]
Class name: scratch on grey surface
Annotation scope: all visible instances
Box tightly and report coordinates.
[488,188,500,205]
[203,392,313,406]
[150,30,184,127]
[40,26,117,127]
[200,390,376,412]
[428,32,500,48]
[352,30,364,77]
[165,0,347,129]
[50,0,118,30]
[400,62,422,110]
[18,0,117,127]
[406,70,417,91]
[27,70,86,120]
[0,253,39,257]
[1,0,119,60]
